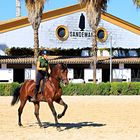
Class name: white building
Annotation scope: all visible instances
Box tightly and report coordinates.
[0,4,140,83]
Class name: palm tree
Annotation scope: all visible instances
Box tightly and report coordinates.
[25,0,46,59]
[16,0,21,17]
[79,0,109,83]
[133,0,140,7]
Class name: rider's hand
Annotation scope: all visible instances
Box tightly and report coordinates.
[42,68,46,71]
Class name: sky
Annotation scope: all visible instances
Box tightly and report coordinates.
[0,0,140,26]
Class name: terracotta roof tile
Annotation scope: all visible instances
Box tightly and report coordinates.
[100,57,140,64]
[0,56,140,64]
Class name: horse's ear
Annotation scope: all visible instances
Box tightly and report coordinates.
[61,63,67,70]
[64,63,67,68]
[63,63,67,67]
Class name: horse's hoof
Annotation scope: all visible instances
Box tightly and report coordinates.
[57,114,62,119]
[39,124,43,128]
[18,123,23,127]
[57,127,61,131]
[56,125,61,131]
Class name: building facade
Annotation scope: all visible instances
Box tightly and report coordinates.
[0,4,140,83]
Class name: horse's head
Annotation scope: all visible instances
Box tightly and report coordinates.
[52,63,69,85]
[58,63,69,85]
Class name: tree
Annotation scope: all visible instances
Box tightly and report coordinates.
[25,0,46,59]
[16,0,21,17]
[79,0,109,83]
[133,0,140,7]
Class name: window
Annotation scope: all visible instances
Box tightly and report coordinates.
[96,27,108,42]
[56,25,69,41]
[128,50,138,57]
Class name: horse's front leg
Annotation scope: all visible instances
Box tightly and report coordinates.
[34,102,42,127]
[47,99,60,129]
[55,98,68,119]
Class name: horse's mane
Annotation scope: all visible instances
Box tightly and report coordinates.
[60,63,67,71]
[51,63,67,73]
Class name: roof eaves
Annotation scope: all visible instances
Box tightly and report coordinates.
[101,12,140,35]
[1,4,140,35]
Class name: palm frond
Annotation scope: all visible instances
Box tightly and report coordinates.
[25,0,46,29]
[79,0,109,29]
[133,0,140,8]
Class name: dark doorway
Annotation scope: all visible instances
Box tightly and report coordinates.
[14,69,24,83]
[102,69,110,82]
[74,68,84,79]
[131,69,140,81]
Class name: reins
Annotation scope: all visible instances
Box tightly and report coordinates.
[48,63,68,86]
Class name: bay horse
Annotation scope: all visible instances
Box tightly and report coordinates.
[11,63,69,128]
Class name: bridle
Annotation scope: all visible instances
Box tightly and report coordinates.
[50,75,68,84]
[49,63,68,85]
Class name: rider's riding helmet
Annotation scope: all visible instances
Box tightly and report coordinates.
[41,50,49,55]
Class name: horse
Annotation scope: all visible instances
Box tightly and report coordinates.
[11,63,69,128]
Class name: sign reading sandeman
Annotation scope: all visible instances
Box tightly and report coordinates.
[55,13,93,42]
[55,13,106,42]
[69,31,93,38]
[49,12,109,49]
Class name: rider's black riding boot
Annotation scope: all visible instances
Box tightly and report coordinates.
[31,85,39,102]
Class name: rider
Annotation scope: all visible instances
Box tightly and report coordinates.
[31,50,51,102]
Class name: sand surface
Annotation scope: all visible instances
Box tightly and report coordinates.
[0,96,140,140]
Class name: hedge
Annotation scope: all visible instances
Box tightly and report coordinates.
[0,82,140,96]
[0,82,20,96]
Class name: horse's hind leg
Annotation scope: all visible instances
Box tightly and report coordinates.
[18,99,27,126]
[55,98,68,119]
[34,102,42,127]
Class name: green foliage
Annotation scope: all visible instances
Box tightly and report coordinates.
[0,82,140,96]
[0,82,20,96]
[62,83,97,95]
[5,47,34,56]
[126,82,140,95]
[96,82,111,95]
[110,82,122,95]
[62,82,140,96]
[4,47,140,57]
[121,82,129,95]
[4,47,91,56]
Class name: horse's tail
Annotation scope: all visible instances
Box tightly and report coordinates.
[11,86,21,106]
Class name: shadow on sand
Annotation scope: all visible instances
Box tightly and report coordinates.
[41,121,106,131]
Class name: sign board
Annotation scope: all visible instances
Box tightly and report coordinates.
[119,63,124,70]
[0,69,13,83]
[42,12,93,49]
[25,69,35,80]
[68,68,74,80]
[84,69,102,83]
[113,69,131,82]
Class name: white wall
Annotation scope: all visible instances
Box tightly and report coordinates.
[24,68,74,81]
[113,69,131,82]
[0,69,13,83]
[68,68,74,80]
[25,69,36,80]
[1,11,140,49]
[84,69,102,83]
